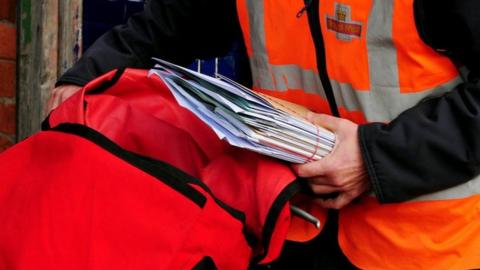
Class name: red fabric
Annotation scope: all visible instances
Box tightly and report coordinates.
[50,69,228,178]
[201,149,296,263]
[0,131,251,269]
[49,69,301,262]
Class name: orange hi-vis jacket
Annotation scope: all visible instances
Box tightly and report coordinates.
[237,0,480,269]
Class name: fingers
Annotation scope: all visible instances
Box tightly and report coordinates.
[292,159,331,178]
[46,96,55,114]
[46,90,62,113]
[315,180,370,209]
[308,176,331,185]
[309,183,339,194]
[317,193,352,209]
[291,113,368,209]
[47,85,82,112]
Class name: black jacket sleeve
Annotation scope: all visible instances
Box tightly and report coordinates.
[57,0,240,86]
[359,0,480,203]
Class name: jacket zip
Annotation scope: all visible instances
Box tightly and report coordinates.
[296,0,312,18]
[302,0,340,117]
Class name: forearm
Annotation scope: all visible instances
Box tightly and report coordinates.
[360,81,480,203]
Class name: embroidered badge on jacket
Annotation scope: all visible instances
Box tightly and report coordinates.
[326,3,362,41]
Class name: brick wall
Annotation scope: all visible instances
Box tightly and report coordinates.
[0,0,16,152]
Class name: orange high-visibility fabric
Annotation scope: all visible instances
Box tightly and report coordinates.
[236,0,333,117]
[320,0,458,93]
[237,0,459,122]
[339,196,480,270]
[263,0,318,70]
[320,0,371,91]
[236,0,479,269]
[393,0,459,93]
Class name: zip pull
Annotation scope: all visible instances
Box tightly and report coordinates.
[296,0,313,18]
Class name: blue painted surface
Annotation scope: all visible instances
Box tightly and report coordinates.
[83,0,145,50]
[82,0,250,83]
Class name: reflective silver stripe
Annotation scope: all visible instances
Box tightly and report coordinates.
[366,174,480,201]
[331,77,463,122]
[413,175,480,201]
[244,0,325,96]
[249,62,462,122]
[250,60,326,98]
[327,0,464,122]
[270,65,325,96]
[245,0,274,91]
[367,0,399,91]
[357,0,411,121]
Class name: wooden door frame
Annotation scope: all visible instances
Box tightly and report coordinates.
[17,0,82,140]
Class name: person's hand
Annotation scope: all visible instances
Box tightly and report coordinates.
[292,113,370,209]
[46,85,82,112]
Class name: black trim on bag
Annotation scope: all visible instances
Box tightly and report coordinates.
[129,150,249,224]
[252,180,302,264]
[50,123,208,207]
[46,123,258,246]
[41,112,52,131]
[50,123,258,247]
[88,67,126,95]
[42,68,126,131]
[160,156,258,247]
[42,67,258,248]
[191,257,217,270]
[119,139,258,247]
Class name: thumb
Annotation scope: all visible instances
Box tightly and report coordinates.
[307,113,340,131]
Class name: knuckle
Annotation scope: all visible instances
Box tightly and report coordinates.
[323,200,341,209]
[318,114,328,121]
[296,166,311,178]
[293,166,303,176]
[330,176,344,187]
[322,159,335,172]
[337,120,351,131]
[332,203,343,210]
[59,91,69,100]
[329,198,345,209]
[310,185,320,194]
[67,87,78,94]
[338,118,348,125]
[339,118,350,125]
[310,184,324,193]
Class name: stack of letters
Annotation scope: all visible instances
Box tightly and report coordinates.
[149,59,336,164]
